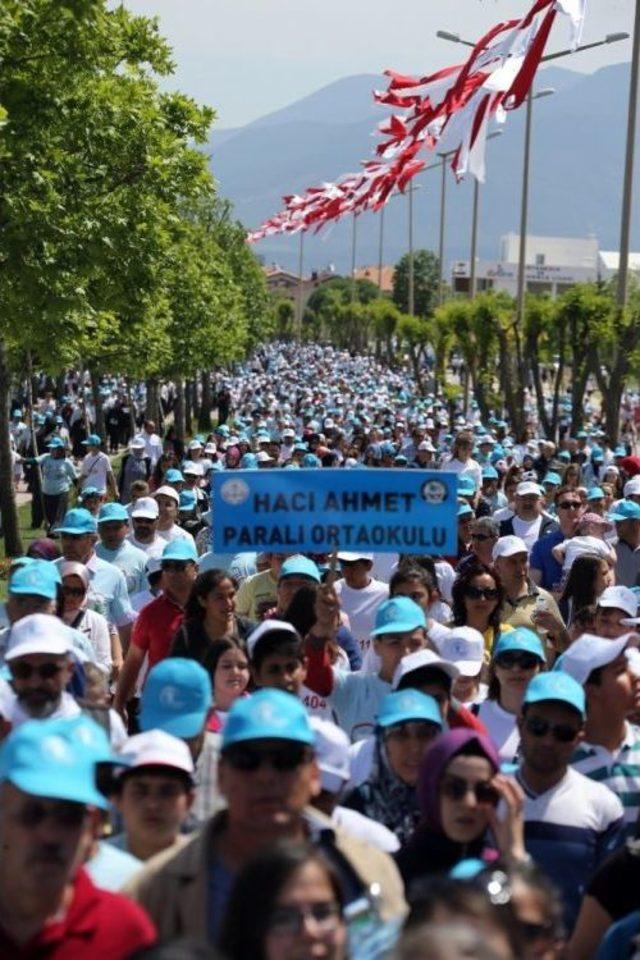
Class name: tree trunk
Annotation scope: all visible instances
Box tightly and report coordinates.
[89,369,105,439]
[549,325,567,442]
[174,379,186,442]
[0,341,23,556]
[184,380,194,437]
[145,377,158,423]
[529,343,552,438]
[198,371,213,433]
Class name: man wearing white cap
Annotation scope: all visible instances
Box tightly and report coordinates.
[558,633,640,839]
[334,553,388,659]
[498,481,559,551]
[128,497,165,559]
[155,485,196,548]
[594,586,640,640]
[493,536,566,649]
[118,436,151,505]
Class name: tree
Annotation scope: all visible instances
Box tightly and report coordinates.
[393,250,440,318]
[304,276,380,347]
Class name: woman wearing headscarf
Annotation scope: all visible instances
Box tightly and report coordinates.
[396,729,526,890]
[342,690,443,846]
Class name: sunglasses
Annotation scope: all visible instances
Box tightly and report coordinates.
[16,798,87,829]
[161,561,191,572]
[471,533,497,542]
[223,744,311,772]
[558,501,582,510]
[524,715,580,743]
[464,585,499,600]
[494,651,540,671]
[10,662,64,681]
[268,902,342,936]
[441,775,499,806]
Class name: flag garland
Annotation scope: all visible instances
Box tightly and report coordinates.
[248,0,586,243]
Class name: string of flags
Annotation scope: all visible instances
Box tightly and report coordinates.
[247,0,586,244]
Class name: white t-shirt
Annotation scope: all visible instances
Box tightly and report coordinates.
[6,692,127,748]
[157,525,196,548]
[476,698,520,762]
[332,805,400,853]
[512,515,543,552]
[334,578,388,660]
[127,534,165,559]
[80,451,111,492]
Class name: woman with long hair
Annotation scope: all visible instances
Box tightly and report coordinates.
[451,563,507,657]
[559,554,613,627]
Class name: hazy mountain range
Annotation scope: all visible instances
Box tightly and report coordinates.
[208,63,639,275]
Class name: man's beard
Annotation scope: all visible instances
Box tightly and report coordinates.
[18,689,61,718]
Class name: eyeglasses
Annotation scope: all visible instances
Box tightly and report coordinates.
[494,651,540,671]
[268,902,342,936]
[440,775,499,806]
[15,798,88,829]
[10,662,64,681]
[161,561,191,572]
[464,585,499,600]
[471,533,497,542]
[524,714,581,743]
[558,501,582,510]
[223,743,311,772]
[384,721,439,743]
[62,585,85,597]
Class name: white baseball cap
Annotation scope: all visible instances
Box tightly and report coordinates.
[392,648,460,690]
[309,717,350,793]
[492,535,529,561]
[130,436,146,450]
[204,442,217,454]
[131,496,160,520]
[246,620,299,658]
[187,440,203,451]
[516,481,542,497]
[624,476,640,497]
[155,485,180,504]
[5,614,74,662]
[182,461,203,477]
[119,730,194,779]
[337,551,374,563]
[555,633,633,686]
[417,440,435,453]
[256,451,274,463]
[437,626,484,677]
[597,585,638,619]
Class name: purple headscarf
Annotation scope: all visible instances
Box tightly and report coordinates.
[417,729,500,833]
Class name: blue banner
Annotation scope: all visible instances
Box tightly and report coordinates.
[212,469,457,555]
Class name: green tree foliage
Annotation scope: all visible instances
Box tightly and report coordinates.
[392,250,440,317]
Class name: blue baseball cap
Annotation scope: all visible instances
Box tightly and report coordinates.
[0,717,109,808]
[377,690,442,730]
[372,597,427,637]
[302,453,320,468]
[63,714,125,766]
[9,560,60,601]
[179,490,197,511]
[482,466,499,481]
[240,453,258,469]
[140,658,213,738]
[56,508,97,536]
[279,555,321,583]
[165,469,184,483]
[543,472,562,486]
[458,476,477,495]
[161,540,198,563]
[587,486,605,501]
[82,434,102,447]
[97,503,129,524]
[47,437,65,449]
[493,627,545,663]
[609,500,640,522]
[523,671,585,718]
[557,450,571,462]
[222,689,315,749]
[458,503,474,519]
[80,486,104,499]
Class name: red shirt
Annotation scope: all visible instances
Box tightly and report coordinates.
[0,868,156,959]
[132,593,184,668]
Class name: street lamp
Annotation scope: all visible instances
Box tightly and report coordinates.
[469,130,503,299]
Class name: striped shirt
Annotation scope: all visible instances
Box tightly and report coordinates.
[572,722,640,839]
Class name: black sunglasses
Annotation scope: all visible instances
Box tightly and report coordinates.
[16,798,87,829]
[471,533,497,542]
[223,743,310,772]
[494,651,540,671]
[10,662,64,681]
[441,775,499,806]
[162,561,191,572]
[524,715,580,744]
[558,501,582,510]
[464,585,499,600]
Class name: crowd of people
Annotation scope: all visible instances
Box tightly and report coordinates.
[2,342,640,959]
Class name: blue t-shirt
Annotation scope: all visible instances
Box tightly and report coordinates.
[530,528,565,590]
[596,910,640,959]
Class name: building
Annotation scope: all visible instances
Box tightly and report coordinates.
[263,264,337,311]
[354,265,395,294]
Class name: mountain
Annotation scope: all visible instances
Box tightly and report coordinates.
[207,63,639,274]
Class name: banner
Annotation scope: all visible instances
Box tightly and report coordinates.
[212,469,458,555]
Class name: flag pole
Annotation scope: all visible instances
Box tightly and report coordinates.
[617,0,640,308]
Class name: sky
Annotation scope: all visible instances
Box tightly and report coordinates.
[124,0,634,129]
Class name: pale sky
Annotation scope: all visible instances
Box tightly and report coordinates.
[124,0,633,129]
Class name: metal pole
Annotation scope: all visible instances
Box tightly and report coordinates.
[617,0,640,308]
[350,213,358,316]
[378,205,385,292]
[516,91,534,328]
[296,232,304,341]
[438,156,447,305]
[408,185,415,315]
[469,177,480,299]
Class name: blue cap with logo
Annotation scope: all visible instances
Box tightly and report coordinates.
[56,508,97,535]
[98,502,129,524]
[9,560,60,601]
[458,503,474,519]
[482,466,499,481]
[0,717,109,808]
[179,490,197,511]
[609,500,640,522]
[302,453,320,468]
[458,476,477,495]
[371,597,427,637]
[161,540,198,563]
[279,555,321,583]
[82,434,102,447]
[493,627,545,663]
[47,437,65,450]
[523,671,585,718]
[165,468,184,483]
[222,689,315,749]
[140,658,213,738]
[587,486,605,501]
[543,472,562,486]
[377,690,442,730]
